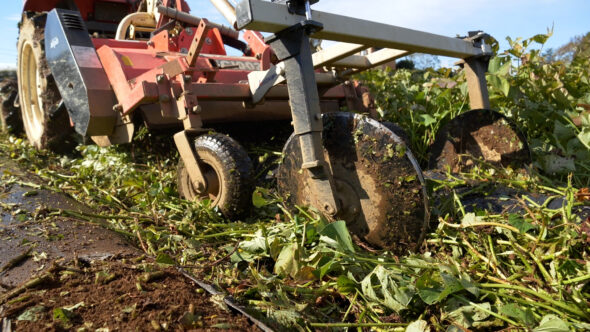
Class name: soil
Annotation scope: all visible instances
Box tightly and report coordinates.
[1,260,256,331]
[429,109,531,172]
[0,155,259,331]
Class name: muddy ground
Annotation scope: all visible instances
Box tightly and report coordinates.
[0,156,258,331]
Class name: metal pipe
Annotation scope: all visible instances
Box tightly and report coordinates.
[209,0,237,28]
[115,12,156,40]
[157,6,240,40]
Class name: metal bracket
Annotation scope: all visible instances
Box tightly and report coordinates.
[271,0,319,16]
[266,19,340,216]
[174,130,207,192]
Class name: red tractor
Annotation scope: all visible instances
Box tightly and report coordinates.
[10,0,529,253]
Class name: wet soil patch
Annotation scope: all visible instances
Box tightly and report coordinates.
[0,157,139,290]
[1,259,256,331]
[0,155,262,331]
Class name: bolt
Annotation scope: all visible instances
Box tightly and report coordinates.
[156,75,165,84]
[352,206,359,214]
[112,104,123,112]
[191,105,202,114]
[159,95,171,103]
[147,41,154,47]
[184,75,192,83]
[185,27,193,35]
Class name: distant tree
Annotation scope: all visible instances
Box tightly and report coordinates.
[396,59,415,70]
[547,32,590,63]
[406,54,441,69]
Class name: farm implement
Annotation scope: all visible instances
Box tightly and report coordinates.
[8,0,531,253]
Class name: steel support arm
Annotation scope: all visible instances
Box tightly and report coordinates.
[236,0,491,58]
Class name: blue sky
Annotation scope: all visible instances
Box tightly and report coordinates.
[1,0,588,69]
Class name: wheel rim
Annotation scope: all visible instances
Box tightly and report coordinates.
[19,42,44,146]
[198,161,222,204]
[181,157,223,206]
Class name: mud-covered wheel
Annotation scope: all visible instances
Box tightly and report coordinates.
[428,109,531,172]
[0,79,22,134]
[17,12,75,151]
[278,113,430,254]
[178,133,253,219]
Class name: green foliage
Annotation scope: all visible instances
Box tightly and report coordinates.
[361,32,590,186]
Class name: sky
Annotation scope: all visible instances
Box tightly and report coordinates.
[1,0,589,69]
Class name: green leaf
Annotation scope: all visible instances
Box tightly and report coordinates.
[501,78,511,97]
[437,273,464,302]
[274,243,300,277]
[319,221,355,253]
[533,315,569,332]
[416,272,443,305]
[53,307,77,324]
[336,275,357,295]
[532,34,550,45]
[501,303,536,326]
[419,114,437,127]
[252,187,270,208]
[508,214,537,234]
[360,266,412,311]
[155,253,176,265]
[488,57,503,74]
[578,128,590,150]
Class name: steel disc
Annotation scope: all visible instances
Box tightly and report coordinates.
[277,112,430,253]
[429,109,531,172]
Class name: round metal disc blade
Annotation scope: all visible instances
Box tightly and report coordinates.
[277,112,430,253]
[428,109,531,172]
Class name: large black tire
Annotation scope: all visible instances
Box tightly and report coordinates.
[17,12,76,151]
[178,133,253,220]
[0,79,22,134]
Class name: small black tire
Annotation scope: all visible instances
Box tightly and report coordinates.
[17,12,76,152]
[0,79,22,134]
[178,133,253,220]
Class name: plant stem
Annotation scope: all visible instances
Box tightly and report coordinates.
[479,283,588,319]
[309,322,407,328]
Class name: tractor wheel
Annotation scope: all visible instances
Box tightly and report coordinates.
[17,12,76,151]
[0,79,22,134]
[177,133,253,220]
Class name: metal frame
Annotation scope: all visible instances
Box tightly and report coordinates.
[235,0,491,58]
[232,0,495,216]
